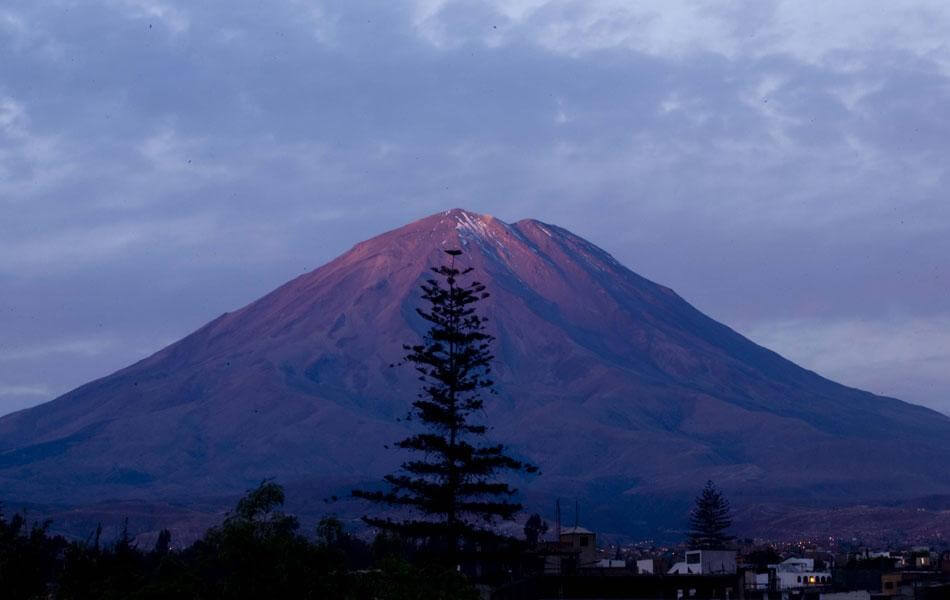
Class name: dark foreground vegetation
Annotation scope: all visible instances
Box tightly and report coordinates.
[0,481,488,599]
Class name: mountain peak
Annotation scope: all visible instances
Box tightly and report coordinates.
[441,207,488,219]
[396,208,524,257]
[2,210,950,542]
[451,209,515,247]
[436,208,505,233]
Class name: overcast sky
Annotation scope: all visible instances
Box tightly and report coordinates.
[2,0,949,416]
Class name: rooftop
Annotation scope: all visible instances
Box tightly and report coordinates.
[561,526,594,535]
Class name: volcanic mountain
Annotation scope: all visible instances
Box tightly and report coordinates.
[2,209,949,539]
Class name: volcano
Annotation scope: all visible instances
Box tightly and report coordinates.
[2,209,949,540]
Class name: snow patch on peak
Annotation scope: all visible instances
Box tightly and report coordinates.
[450,210,526,261]
[429,209,531,257]
[451,210,492,236]
[441,207,483,219]
[517,219,559,240]
[455,210,492,236]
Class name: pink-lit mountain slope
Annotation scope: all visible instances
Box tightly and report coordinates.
[1,209,949,538]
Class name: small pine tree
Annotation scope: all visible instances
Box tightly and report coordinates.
[353,249,538,565]
[523,514,549,548]
[687,480,733,549]
[153,528,172,556]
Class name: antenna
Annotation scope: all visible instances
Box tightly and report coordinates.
[555,499,561,540]
[575,499,579,529]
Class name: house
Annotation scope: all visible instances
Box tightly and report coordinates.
[668,550,737,575]
[741,570,770,592]
[880,572,902,596]
[594,559,626,568]
[907,547,934,570]
[559,526,598,568]
[636,558,657,574]
[768,557,832,590]
[537,525,599,574]
[668,561,692,575]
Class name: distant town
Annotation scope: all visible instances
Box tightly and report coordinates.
[494,520,950,599]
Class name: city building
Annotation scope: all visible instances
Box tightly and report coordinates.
[768,557,833,590]
[559,526,597,568]
[668,550,737,575]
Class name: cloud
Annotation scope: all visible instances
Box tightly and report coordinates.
[111,0,189,34]
[0,337,118,361]
[410,0,950,70]
[411,0,743,56]
[0,384,55,414]
[0,215,221,273]
[0,96,26,133]
[742,315,950,413]
[0,384,52,398]
[761,1,950,69]
[137,125,234,181]
[0,95,72,199]
[0,7,66,61]
[290,1,340,47]
[0,0,949,416]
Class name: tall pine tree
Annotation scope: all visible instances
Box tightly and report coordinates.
[353,249,537,564]
[687,480,733,549]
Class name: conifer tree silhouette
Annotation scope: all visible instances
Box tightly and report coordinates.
[353,249,537,565]
[687,480,733,549]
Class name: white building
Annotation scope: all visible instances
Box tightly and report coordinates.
[668,550,737,575]
[595,559,626,568]
[768,557,832,590]
[668,561,692,575]
[637,559,657,574]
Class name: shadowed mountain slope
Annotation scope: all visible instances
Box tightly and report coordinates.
[2,209,949,538]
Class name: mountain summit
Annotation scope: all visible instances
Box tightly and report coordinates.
[2,209,949,538]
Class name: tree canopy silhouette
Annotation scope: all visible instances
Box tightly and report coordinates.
[0,482,478,598]
[353,249,538,565]
[687,480,733,549]
[523,513,548,548]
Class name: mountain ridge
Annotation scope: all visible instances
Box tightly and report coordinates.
[1,208,948,539]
